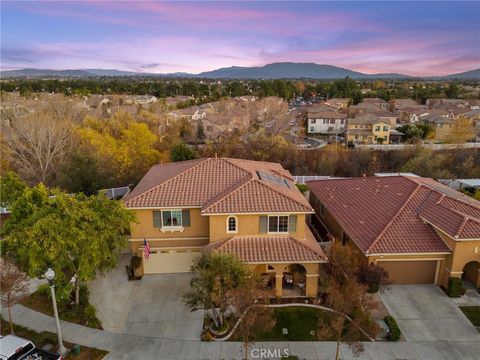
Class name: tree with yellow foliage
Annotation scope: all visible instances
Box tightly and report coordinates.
[446,116,476,144]
[78,112,161,185]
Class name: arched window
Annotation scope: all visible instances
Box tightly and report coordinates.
[227,216,238,233]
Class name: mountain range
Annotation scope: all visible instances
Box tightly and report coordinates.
[2,62,479,80]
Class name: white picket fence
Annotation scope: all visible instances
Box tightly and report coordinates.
[354,143,480,151]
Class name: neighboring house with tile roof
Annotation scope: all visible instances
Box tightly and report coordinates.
[363,97,389,110]
[306,109,347,134]
[123,157,327,297]
[308,176,480,287]
[418,113,453,141]
[346,114,392,144]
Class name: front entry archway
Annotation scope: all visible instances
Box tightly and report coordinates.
[462,261,480,288]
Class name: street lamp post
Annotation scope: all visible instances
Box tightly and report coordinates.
[44,268,67,356]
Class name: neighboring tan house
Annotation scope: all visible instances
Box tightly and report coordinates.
[307,110,347,134]
[325,98,350,110]
[418,113,453,141]
[363,97,389,110]
[346,114,391,144]
[394,98,419,110]
[308,176,480,287]
[426,99,468,109]
[123,158,327,297]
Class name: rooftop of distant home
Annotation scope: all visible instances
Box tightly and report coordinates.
[308,176,480,255]
[123,157,313,215]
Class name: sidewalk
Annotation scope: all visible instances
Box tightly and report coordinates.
[3,304,480,359]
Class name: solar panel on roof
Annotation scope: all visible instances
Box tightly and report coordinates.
[256,171,290,189]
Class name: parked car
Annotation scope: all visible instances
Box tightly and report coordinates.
[297,143,312,149]
[0,335,62,360]
[289,119,296,126]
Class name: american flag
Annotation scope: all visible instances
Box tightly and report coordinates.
[143,238,151,260]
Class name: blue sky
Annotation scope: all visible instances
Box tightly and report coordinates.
[1,1,479,75]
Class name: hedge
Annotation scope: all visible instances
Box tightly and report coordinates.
[384,315,401,341]
[447,277,466,298]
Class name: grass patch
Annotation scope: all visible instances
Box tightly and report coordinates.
[230,306,371,342]
[1,319,108,360]
[231,306,352,341]
[20,285,102,329]
[460,306,480,329]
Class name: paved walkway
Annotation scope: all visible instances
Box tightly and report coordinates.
[3,281,480,359]
[452,281,480,307]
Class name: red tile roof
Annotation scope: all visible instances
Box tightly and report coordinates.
[308,176,480,255]
[209,235,327,263]
[124,158,313,214]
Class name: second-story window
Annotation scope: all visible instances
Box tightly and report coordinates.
[268,215,289,233]
[227,216,237,233]
[162,210,182,227]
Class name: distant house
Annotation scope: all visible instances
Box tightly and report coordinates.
[167,106,207,121]
[393,98,419,110]
[466,99,480,110]
[396,106,429,124]
[86,95,111,109]
[362,97,388,110]
[125,95,157,105]
[324,98,350,110]
[307,110,347,134]
[346,113,392,144]
[418,113,453,141]
[426,99,468,109]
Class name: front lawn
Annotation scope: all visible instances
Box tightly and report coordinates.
[20,285,102,329]
[460,306,480,330]
[0,319,108,360]
[230,306,368,341]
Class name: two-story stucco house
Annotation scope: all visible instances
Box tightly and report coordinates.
[307,110,347,135]
[123,158,327,297]
[346,114,391,144]
[308,176,480,287]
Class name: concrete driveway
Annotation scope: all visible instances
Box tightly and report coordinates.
[379,285,479,342]
[89,255,204,341]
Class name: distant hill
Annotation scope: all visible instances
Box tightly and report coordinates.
[442,68,480,79]
[1,63,479,80]
[1,68,93,78]
[195,62,410,79]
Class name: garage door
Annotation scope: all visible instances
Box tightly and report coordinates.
[378,260,437,284]
[143,249,201,274]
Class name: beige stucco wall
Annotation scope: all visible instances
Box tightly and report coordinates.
[372,121,390,143]
[433,226,480,287]
[129,208,209,240]
[433,123,453,141]
[208,214,306,243]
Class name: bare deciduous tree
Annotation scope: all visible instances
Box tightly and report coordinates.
[232,277,275,359]
[0,259,30,334]
[3,110,73,185]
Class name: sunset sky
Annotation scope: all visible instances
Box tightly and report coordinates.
[1,1,479,76]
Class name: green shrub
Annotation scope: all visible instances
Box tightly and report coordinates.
[447,277,466,298]
[384,315,401,341]
[83,303,101,328]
